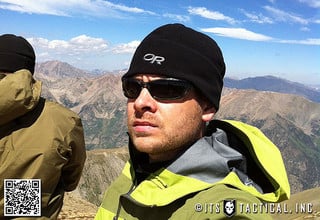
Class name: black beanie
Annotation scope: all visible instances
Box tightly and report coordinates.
[122,23,226,111]
[0,34,35,74]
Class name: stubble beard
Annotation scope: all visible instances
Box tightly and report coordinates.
[128,108,204,161]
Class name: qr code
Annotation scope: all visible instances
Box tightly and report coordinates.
[4,179,41,217]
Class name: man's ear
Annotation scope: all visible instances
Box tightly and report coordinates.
[202,105,216,122]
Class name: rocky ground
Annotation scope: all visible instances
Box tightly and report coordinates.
[58,192,98,220]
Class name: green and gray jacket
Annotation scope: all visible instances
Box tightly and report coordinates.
[95,119,290,220]
[0,69,86,219]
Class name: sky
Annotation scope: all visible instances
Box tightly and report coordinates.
[0,0,319,85]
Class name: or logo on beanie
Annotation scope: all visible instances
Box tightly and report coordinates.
[143,53,165,65]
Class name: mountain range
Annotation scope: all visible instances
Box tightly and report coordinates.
[216,89,320,192]
[224,76,320,103]
[33,61,320,215]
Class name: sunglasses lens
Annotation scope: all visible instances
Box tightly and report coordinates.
[149,80,189,99]
[122,78,191,100]
[122,79,142,99]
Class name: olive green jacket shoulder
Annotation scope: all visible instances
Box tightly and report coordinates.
[95,120,290,220]
[0,70,86,219]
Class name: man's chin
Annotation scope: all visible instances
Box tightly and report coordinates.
[132,137,161,154]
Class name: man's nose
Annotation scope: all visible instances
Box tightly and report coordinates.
[133,88,157,113]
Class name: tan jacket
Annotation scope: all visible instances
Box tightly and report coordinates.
[0,70,86,219]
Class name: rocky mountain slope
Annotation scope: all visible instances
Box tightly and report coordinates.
[35,61,128,149]
[270,187,320,220]
[57,147,128,219]
[216,89,320,192]
[58,193,98,220]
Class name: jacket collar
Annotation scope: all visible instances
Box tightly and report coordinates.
[128,123,246,184]
[166,128,245,183]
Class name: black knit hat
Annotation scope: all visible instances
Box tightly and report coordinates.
[122,23,226,111]
[0,34,35,74]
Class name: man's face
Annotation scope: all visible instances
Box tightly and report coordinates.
[125,74,215,162]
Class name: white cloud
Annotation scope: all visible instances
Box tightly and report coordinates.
[28,35,108,57]
[0,0,68,16]
[300,26,311,31]
[188,7,236,24]
[101,0,154,15]
[202,27,273,41]
[70,35,108,51]
[298,0,320,8]
[240,9,273,24]
[202,27,320,46]
[0,0,154,17]
[112,40,140,54]
[27,35,136,70]
[263,6,309,25]
[278,38,320,45]
[163,13,190,23]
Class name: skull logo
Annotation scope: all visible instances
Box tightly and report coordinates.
[223,200,236,217]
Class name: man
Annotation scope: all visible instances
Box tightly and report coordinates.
[95,24,290,219]
[0,34,86,219]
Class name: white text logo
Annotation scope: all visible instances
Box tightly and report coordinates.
[143,53,165,65]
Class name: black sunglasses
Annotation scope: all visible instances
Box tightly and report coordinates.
[122,77,193,100]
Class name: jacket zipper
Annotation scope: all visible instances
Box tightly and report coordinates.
[113,180,137,220]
